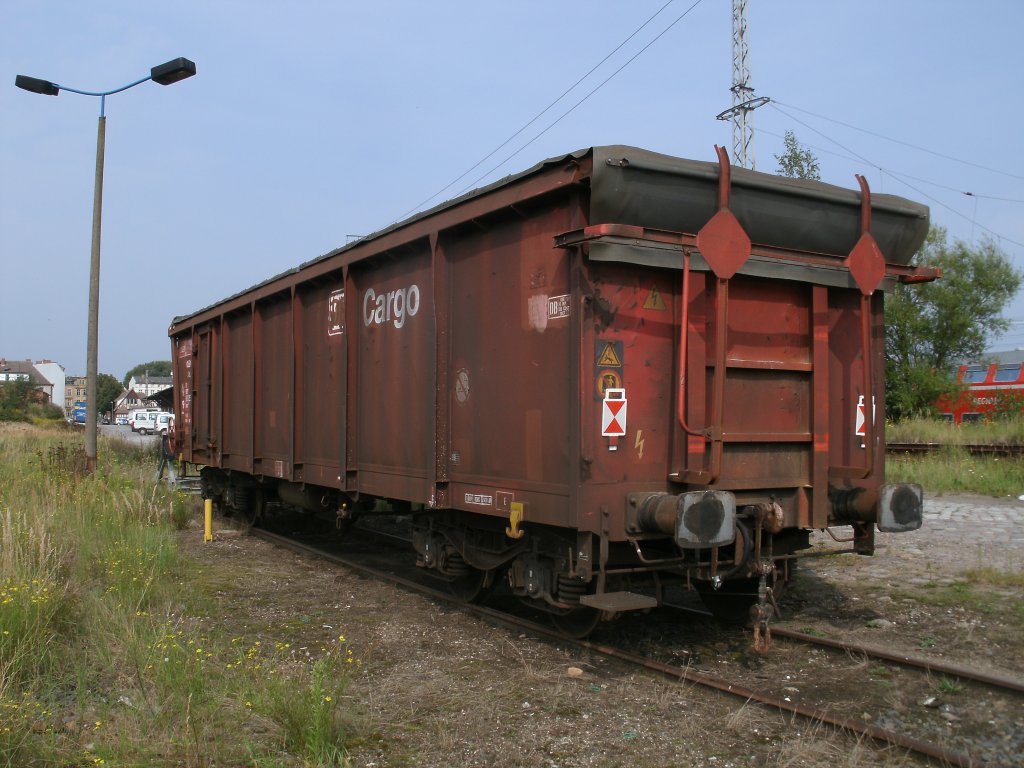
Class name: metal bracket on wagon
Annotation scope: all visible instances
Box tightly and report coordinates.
[829,483,924,532]
[676,490,737,548]
[506,501,526,539]
[695,145,751,280]
[628,490,736,549]
[878,483,924,532]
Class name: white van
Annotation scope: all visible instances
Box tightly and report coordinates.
[128,408,158,431]
[131,411,169,435]
[154,412,173,436]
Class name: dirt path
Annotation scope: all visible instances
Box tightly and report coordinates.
[182,493,1024,768]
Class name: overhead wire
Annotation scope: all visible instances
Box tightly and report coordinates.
[771,100,1024,183]
[386,4,1023,254]
[768,102,1024,250]
[454,0,709,198]
[391,0,687,224]
[759,127,1024,203]
[391,0,709,224]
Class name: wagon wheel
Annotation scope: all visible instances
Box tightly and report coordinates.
[551,606,602,639]
[227,487,265,530]
[444,554,496,603]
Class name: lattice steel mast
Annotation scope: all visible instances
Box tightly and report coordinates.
[716,0,769,169]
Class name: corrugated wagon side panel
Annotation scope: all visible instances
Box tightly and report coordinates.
[828,290,886,480]
[172,334,194,461]
[190,325,220,466]
[222,310,254,472]
[294,277,346,487]
[352,243,435,502]
[254,295,294,479]
[447,208,575,527]
[578,260,678,535]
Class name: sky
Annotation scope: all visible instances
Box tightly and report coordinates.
[2,0,1023,380]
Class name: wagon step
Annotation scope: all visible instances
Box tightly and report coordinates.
[580,591,658,612]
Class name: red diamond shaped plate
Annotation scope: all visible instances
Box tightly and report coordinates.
[848,231,886,296]
[696,209,751,280]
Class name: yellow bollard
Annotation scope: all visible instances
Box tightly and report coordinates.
[204,498,214,542]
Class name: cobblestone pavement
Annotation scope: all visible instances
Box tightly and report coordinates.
[913,493,1024,567]
[813,493,1024,579]
[924,493,1024,525]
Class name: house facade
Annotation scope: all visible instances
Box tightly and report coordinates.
[1,358,65,409]
[127,374,173,399]
[114,389,157,422]
[64,376,87,421]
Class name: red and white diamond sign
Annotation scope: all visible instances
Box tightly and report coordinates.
[602,388,627,437]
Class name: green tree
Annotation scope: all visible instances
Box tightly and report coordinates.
[774,130,820,180]
[0,379,34,422]
[0,379,64,422]
[97,373,124,417]
[885,226,1023,420]
[123,361,172,388]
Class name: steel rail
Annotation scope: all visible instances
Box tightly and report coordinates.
[247,526,981,767]
[770,626,1024,695]
[576,639,980,768]
[664,601,1024,697]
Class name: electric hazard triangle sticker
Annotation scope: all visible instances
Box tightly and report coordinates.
[643,286,667,311]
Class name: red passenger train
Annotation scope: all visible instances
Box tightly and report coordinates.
[937,359,1024,424]
[169,145,937,637]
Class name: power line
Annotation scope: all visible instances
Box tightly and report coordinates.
[768,103,1024,250]
[888,173,1024,204]
[760,127,1024,203]
[454,0,709,198]
[760,126,872,168]
[767,103,878,173]
[772,100,1024,183]
[877,170,1024,250]
[391,0,687,224]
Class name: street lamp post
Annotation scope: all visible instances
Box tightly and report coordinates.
[16,57,196,473]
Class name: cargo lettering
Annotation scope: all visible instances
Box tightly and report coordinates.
[363,284,420,329]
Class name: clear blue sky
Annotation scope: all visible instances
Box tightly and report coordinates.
[3,0,1022,379]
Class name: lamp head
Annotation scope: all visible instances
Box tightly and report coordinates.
[150,57,197,86]
[15,75,59,96]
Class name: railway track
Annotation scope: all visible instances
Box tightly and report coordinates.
[768,626,1024,695]
[887,441,1024,457]
[247,523,1024,768]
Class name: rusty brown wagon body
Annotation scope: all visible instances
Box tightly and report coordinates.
[168,145,935,635]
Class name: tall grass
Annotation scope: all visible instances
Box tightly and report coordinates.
[0,425,355,767]
[887,447,1024,496]
[885,416,1024,496]
[887,415,1024,445]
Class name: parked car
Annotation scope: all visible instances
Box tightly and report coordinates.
[115,416,129,426]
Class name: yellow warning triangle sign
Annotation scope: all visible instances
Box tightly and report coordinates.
[643,286,667,311]
[597,342,622,368]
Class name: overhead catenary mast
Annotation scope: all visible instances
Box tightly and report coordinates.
[716,0,769,169]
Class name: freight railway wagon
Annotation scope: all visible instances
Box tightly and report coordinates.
[169,145,937,637]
